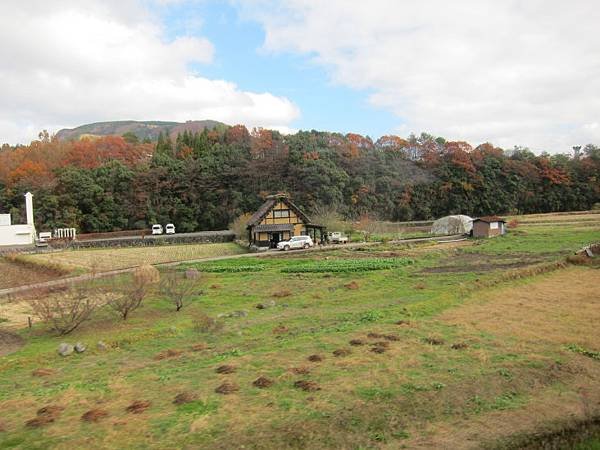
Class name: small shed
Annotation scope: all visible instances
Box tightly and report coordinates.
[0,192,36,247]
[247,194,326,248]
[472,216,506,238]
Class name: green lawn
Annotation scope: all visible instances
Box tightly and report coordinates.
[0,221,599,449]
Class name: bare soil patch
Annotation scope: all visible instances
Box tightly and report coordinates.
[333,348,351,357]
[383,334,400,341]
[349,339,366,346]
[424,337,445,345]
[422,252,548,274]
[307,354,323,362]
[81,408,109,422]
[125,400,151,414]
[370,346,387,354]
[0,259,66,290]
[215,364,236,374]
[294,380,321,392]
[252,376,274,388]
[215,382,239,394]
[367,332,385,339]
[0,330,25,356]
[451,342,469,350]
[272,289,292,298]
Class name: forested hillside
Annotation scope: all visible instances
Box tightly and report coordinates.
[0,126,598,233]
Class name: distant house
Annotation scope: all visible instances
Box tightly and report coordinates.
[247,194,326,248]
[472,216,506,238]
[0,192,36,247]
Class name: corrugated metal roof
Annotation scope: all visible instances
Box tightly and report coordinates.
[474,216,506,223]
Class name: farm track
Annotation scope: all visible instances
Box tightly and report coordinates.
[0,234,465,300]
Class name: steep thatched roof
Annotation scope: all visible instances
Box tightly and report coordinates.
[247,194,312,227]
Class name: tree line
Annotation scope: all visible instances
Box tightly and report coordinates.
[0,126,598,233]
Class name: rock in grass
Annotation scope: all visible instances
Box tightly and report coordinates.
[58,343,74,356]
[96,341,108,351]
[74,342,86,353]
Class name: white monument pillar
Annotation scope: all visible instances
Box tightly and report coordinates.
[25,192,34,225]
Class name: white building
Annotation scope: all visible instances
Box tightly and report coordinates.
[0,192,36,247]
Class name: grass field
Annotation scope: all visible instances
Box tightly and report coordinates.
[19,242,247,273]
[0,214,598,449]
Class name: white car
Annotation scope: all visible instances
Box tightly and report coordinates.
[165,223,176,234]
[151,224,163,235]
[277,235,314,251]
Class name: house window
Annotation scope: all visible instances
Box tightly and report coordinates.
[273,209,290,218]
[490,222,498,229]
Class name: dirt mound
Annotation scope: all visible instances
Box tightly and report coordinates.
[81,408,109,422]
[252,377,274,388]
[290,366,311,375]
[424,337,445,345]
[308,354,323,362]
[215,382,239,394]
[272,289,292,298]
[209,284,222,289]
[215,364,236,374]
[396,320,410,326]
[451,342,468,350]
[32,368,55,377]
[349,339,365,346]
[191,342,208,352]
[26,405,64,428]
[125,400,151,414]
[370,346,387,354]
[154,349,183,360]
[333,348,351,357]
[367,332,385,339]
[294,380,321,392]
[344,281,360,290]
[384,334,400,341]
[0,330,24,357]
[173,392,197,405]
[273,325,289,334]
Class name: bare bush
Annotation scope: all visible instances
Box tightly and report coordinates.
[159,268,203,311]
[191,312,223,334]
[27,286,99,335]
[310,204,349,233]
[108,265,159,320]
[229,213,253,243]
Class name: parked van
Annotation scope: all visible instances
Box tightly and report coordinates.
[165,224,176,234]
[151,224,163,235]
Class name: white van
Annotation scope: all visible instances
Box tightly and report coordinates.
[165,224,176,234]
[152,224,163,235]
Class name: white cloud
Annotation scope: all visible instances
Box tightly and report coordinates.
[239,0,600,152]
[0,0,299,144]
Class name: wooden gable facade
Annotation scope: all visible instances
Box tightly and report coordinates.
[247,194,326,248]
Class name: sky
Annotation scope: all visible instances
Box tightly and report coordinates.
[0,0,599,153]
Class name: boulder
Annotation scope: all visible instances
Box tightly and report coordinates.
[74,342,86,353]
[58,343,74,356]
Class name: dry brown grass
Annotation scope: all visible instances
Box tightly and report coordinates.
[22,243,245,272]
[442,267,600,348]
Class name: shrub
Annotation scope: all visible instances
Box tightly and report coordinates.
[108,265,159,320]
[159,268,203,311]
[27,285,99,335]
[191,312,223,334]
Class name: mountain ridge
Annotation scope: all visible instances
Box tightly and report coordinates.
[55,120,228,141]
